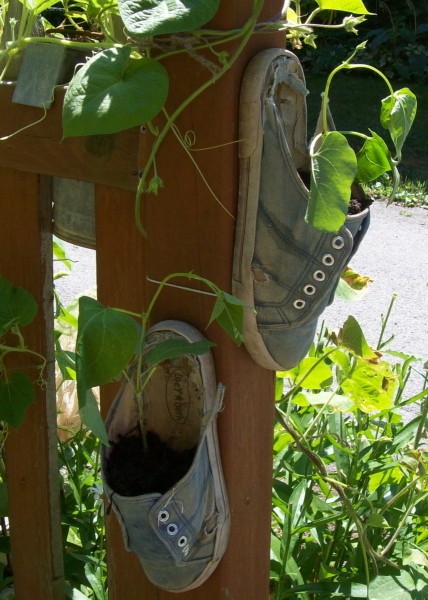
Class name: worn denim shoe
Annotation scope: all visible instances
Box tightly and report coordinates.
[101,320,230,592]
[233,49,370,371]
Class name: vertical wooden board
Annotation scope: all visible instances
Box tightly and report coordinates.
[0,169,64,599]
[96,2,284,598]
[95,185,157,599]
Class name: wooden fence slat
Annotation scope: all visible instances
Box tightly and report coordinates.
[0,169,64,599]
[0,84,140,191]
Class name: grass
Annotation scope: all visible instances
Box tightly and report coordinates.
[367,175,428,208]
[305,72,428,202]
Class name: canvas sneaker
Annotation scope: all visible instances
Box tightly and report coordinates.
[101,320,230,592]
[232,49,370,371]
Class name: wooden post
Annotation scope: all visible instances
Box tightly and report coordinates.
[0,169,64,599]
[96,1,283,598]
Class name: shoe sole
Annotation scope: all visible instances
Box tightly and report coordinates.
[232,49,306,370]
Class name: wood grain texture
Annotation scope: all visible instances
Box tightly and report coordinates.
[0,84,140,190]
[0,169,64,599]
[96,1,283,597]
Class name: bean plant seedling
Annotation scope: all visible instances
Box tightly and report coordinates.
[75,272,245,445]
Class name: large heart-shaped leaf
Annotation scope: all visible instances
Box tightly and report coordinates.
[63,47,169,137]
[380,88,417,160]
[0,371,34,428]
[356,131,392,183]
[76,296,140,441]
[0,276,37,331]
[119,0,220,37]
[307,131,357,232]
[76,296,140,389]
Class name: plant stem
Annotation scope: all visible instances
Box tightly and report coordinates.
[135,0,265,237]
[414,376,428,449]
[376,294,397,350]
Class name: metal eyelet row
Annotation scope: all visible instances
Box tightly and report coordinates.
[158,509,189,555]
[292,235,345,310]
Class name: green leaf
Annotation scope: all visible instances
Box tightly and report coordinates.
[380,88,417,160]
[365,512,389,528]
[63,47,169,137]
[368,572,415,600]
[338,315,378,359]
[315,0,370,13]
[304,391,355,412]
[24,0,61,15]
[53,239,72,270]
[79,390,109,446]
[0,276,37,330]
[76,296,140,441]
[356,131,392,183]
[76,296,140,389]
[293,357,333,390]
[307,132,357,232]
[342,362,395,413]
[145,338,214,365]
[209,293,244,345]
[0,371,34,428]
[119,0,220,37]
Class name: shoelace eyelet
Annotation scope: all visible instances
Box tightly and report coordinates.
[293,299,306,310]
[303,284,316,296]
[313,270,326,282]
[322,254,335,266]
[158,510,169,523]
[167,523,178,536]
[331,236,345,250]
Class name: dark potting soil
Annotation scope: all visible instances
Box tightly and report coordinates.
[106,428,196,497]
[298,170,373,215]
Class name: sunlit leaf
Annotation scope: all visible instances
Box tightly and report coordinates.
[307,132,357,232]
[0,371,34,428]
[315,0,371,14]
[356,131,392,183]
[24,0,60,15]
[304,391,355,412]
[63,47,169,137]
[119,0,220,37]
[342,361,396,413]
[380,88,417,160]
[293,357,333,390]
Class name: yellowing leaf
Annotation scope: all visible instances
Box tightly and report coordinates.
[341,268,373,291]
